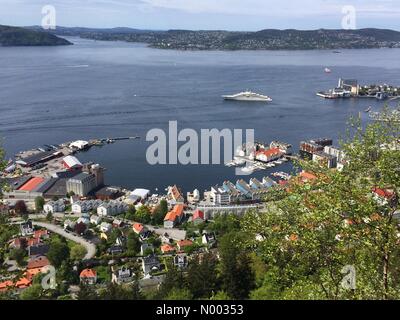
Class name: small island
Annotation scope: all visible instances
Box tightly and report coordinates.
[0,25,72,47]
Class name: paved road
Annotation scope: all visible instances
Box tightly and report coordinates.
[32,221,96,260]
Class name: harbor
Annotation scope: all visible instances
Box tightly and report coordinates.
[317,78,400,100]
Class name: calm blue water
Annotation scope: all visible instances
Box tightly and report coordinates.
[1,37,399,192]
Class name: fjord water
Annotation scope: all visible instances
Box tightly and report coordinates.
[1,37,399,192]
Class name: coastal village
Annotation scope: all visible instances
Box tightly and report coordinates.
[1,71,398,298]
[0,130,351,298]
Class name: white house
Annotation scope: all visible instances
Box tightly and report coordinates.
[90,215,102,225]
[43,200,65,214]
[100,222,112,233]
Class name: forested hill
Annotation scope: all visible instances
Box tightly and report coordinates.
[0,25,72,47]
[37,26,400,50]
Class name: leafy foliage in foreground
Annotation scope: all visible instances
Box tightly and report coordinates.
[243,114,400,299]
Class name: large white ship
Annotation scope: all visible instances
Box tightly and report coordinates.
[222,91,272,102]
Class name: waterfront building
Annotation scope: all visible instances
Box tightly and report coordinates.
[66,172,97,197]
[167,185,185,204]
[236,180,263,200]
[69,140,89,151]
[131,188,151,200]
[255,148,283,163]
[338,78,359,96]
[187,189,201,204]
[62,155,83,171]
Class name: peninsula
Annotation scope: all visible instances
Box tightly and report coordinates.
[0,25,72,47]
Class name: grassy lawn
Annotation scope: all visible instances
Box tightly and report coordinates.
[94,265,111,283]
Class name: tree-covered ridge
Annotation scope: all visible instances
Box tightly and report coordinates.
[0,25,72,47]
[45,27,400,50]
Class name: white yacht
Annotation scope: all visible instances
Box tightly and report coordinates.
[222,91,272,102]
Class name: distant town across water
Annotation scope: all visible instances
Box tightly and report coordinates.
[1,37,400,192]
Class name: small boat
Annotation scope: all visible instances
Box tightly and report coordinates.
[365,106,372,113]
[324,68,332,73]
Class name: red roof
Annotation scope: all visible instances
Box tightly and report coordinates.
[34,229,48,239]
[193,209,204,221]
[164,204,185,222]
[0,280,14,292]
[300,171,317,181]
[177,239,193,248]
[373,187,395,199]
[161,244,175,253]
[133,223,144,233]
[18,177,45,191]
[256,148,281,158]
[80,268,97,278]
[27,256,50,270]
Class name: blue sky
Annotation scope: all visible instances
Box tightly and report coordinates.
[1,0,399,30]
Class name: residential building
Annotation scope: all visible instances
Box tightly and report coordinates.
[43,199,65,214]
[173,254,188,269]
[142,255,161,275]
[111,266,134,284]
[202,232,217,247]
[187,189,201,204]
[99,222,112,233]
[20,220,34,237]
[90,215,102,225]
[164,204,185,228]
[192,209,205,225]
[97,200,127,217]
[167,185,185,204]
[177,239,193,251]
[80,268,97,285]
[161,244,175,254]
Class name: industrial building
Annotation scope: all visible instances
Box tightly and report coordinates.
[66,173,97,197]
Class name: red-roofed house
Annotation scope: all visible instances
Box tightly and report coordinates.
[132,223,147,236]
[161,244,175,254]
[192,209,205,225]
[80,268,97,285]
[27,255,50,270]
[300,171,317,183]
[0,280,14,292]
[164,204,185,229]
[255,148,283,163]
[34,229,49,240]
[177,239,193,251]
[15,277,32,289]
[372,187,397,206]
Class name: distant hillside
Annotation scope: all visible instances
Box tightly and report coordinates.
[36,26,400,50]
[0,25,72,47]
